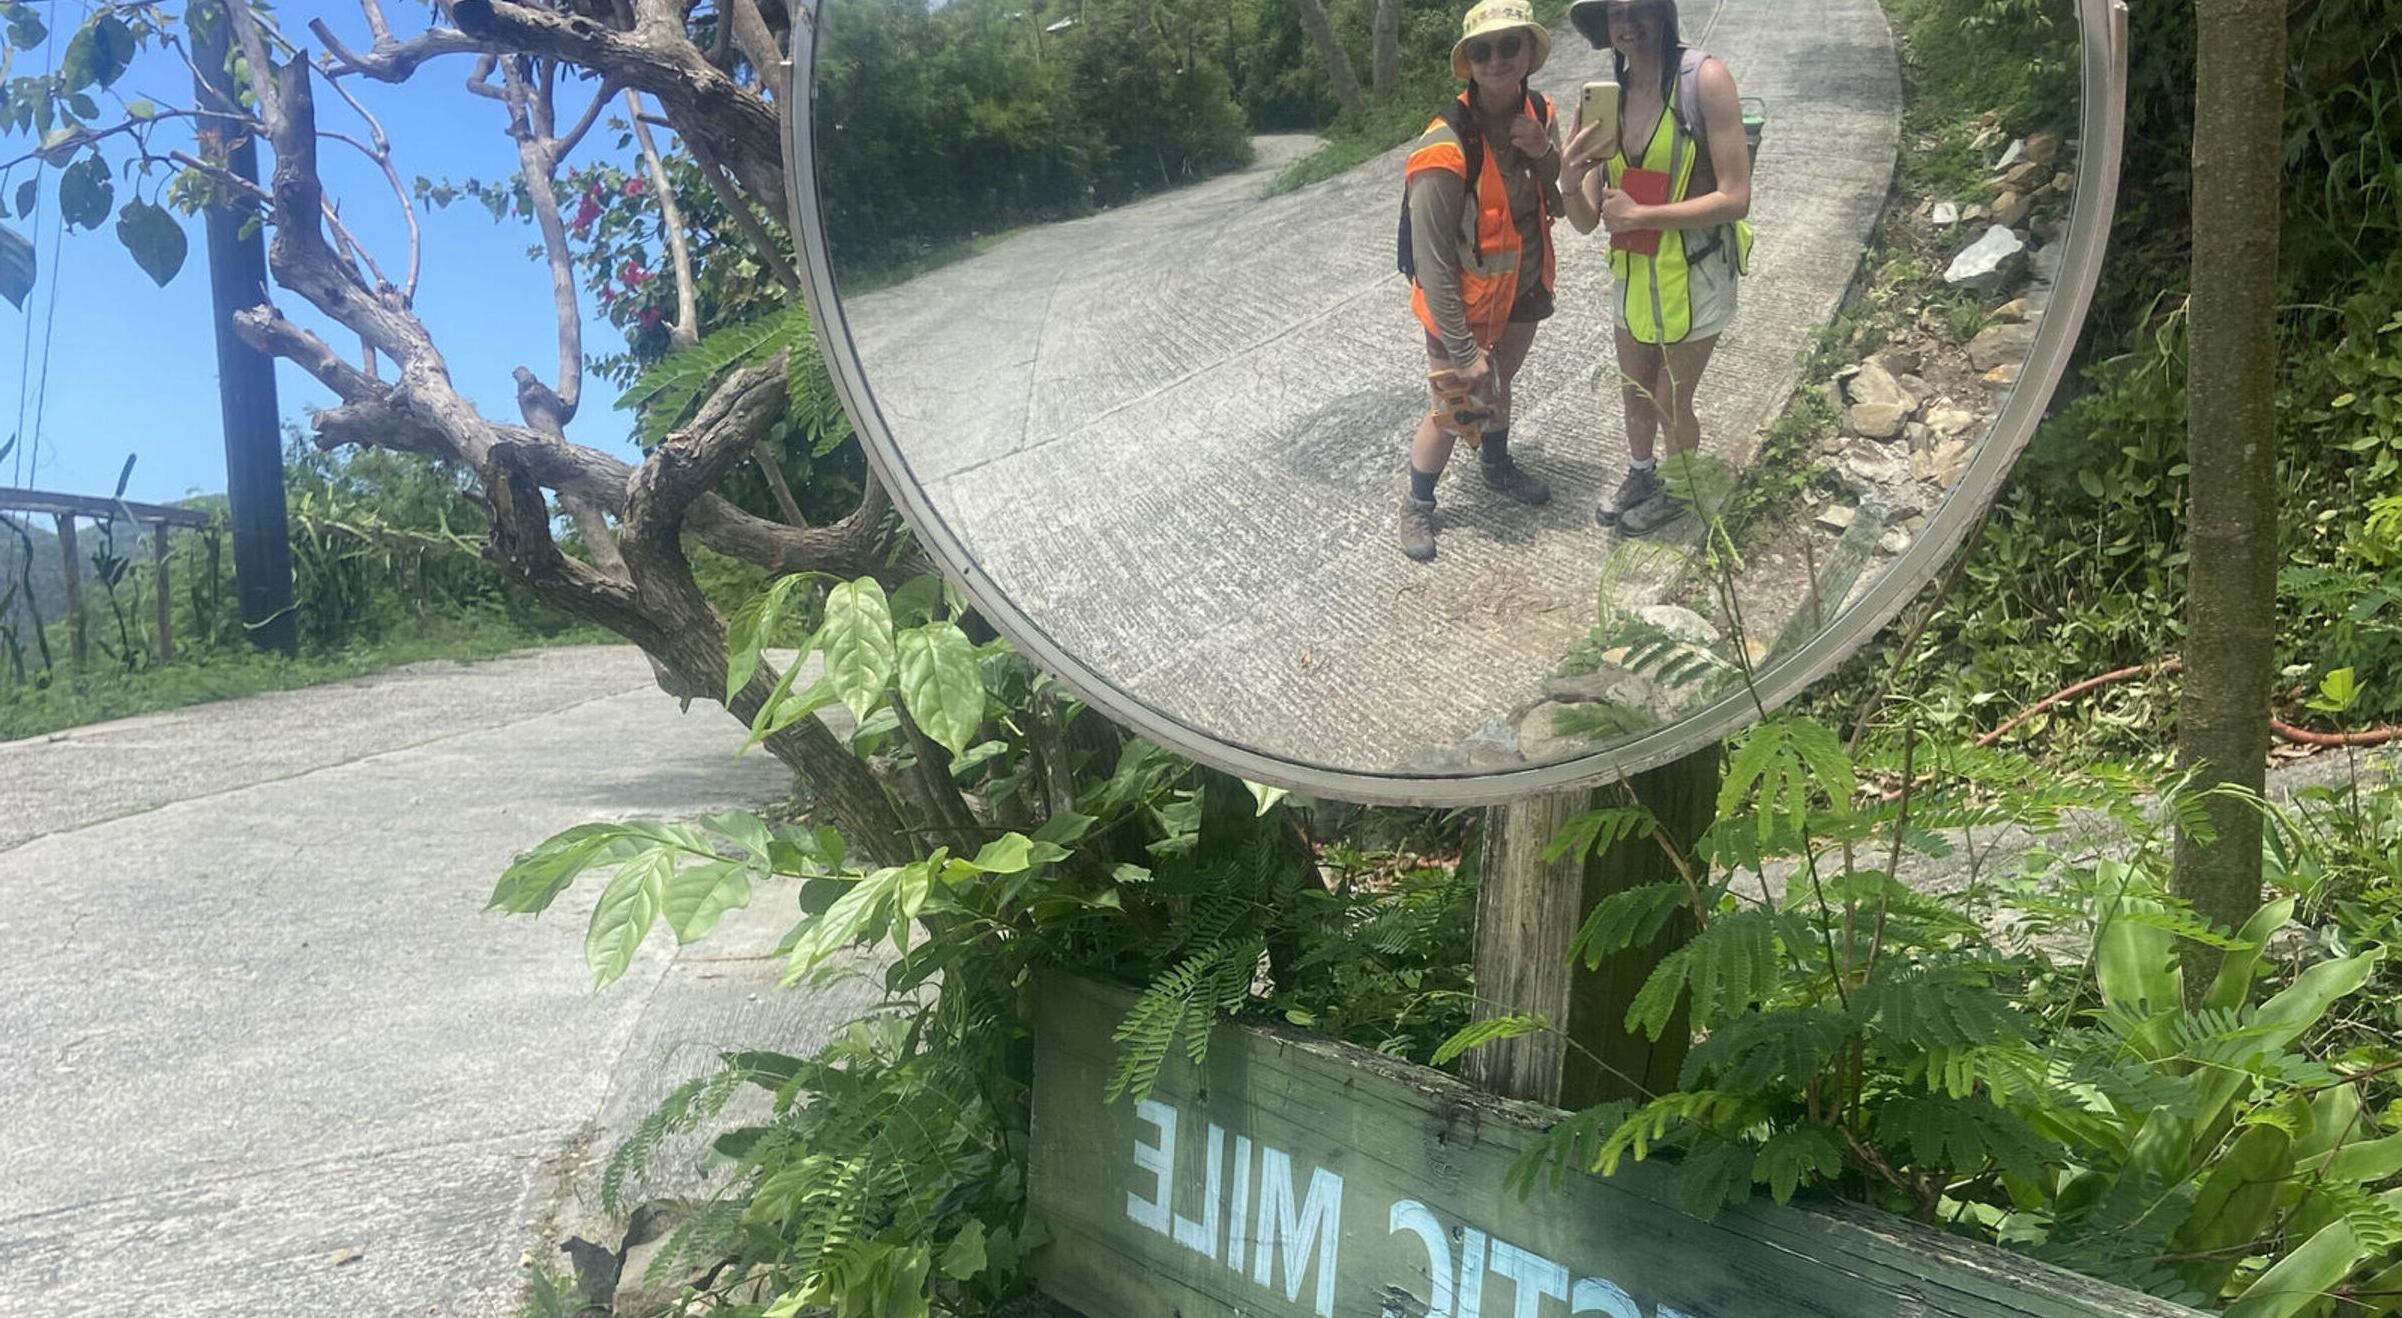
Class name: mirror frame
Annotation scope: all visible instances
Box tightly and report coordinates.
[789,0,2130,806]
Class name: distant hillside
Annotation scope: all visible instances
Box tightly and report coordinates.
[1,514,150,633]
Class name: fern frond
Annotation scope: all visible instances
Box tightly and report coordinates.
[1874,1093,2053,1184]
[604,1064,748,1218]
[1678,1005,1853,1091]
[1431,1013,1547,1068]
[1106,938,1262,1102]
[1626,908,1782,1038]
[1568,882,1689,967]
[618,304,813,447]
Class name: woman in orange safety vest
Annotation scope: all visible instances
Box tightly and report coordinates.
[1395,0,1564,563]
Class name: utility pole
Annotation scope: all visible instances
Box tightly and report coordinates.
[191,0,296,656]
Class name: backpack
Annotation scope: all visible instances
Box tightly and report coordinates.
[1396,90,1555,281]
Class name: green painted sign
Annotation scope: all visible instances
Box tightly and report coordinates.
[1028,973,2197,1318]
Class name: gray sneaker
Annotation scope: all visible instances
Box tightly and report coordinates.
[1617,488,1689,535]
[1480,452,1552,505]
[1398,494,1438,561]
[1596,465,1663,526]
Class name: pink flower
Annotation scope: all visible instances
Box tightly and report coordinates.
[622,178,646,196]
[638,306,662,328]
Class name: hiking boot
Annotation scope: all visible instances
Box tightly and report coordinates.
[1480,452,1552,505]
[1617,489,1689,536]
[1595,465,1663,527]
[1397,494,1438,561]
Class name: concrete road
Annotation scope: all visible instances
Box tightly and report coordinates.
[0,648,874,1317]
[840,0,1900,773]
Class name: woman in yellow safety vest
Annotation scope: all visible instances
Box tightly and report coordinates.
[1394,0,1563,563]
[1560,0,1753,536]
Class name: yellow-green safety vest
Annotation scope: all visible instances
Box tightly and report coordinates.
[1605,69,1754,345]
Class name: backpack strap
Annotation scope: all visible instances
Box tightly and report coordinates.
[1668,47,1736,270]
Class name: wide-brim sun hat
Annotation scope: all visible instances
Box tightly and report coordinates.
[1567,0,1666,48]
[1450,0,1553,80]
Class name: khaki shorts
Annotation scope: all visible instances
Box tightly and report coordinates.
[1614,246,1739,343]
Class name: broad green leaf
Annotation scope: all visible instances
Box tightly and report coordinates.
[662,859,751,943]
[61,16,135,91]
[783,865,906,979]
[114,199,186,286]
[822,578,896,722]
[1244,780,1290,815]
[6,6,46,48]
[586,850,673,989]
[1035,811,1097,844]
[699,810,775,868]
[2224,1202,2386,1318]
[488,823,647,914]
[12,179,33,218]
[965,833,1035,874]
[2204,896,2296,1013]
[58,155,113,230]
[895,621,982,757]
[727,574,812,702]
[888,574,947,627]
[939,1221,989,1281]
[126,98,156,119]
[0,220,31,308]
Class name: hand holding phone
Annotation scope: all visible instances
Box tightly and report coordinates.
[1578,79,1620,165]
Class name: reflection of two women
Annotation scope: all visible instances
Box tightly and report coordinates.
[1398,0,1754,559]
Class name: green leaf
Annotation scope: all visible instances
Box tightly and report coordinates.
[1244,779,1290,815]
[1754,1126,1844,1203]
[6,6,46,48]
[1625,908,1780,1038]
[586,850,673,989]
[1676,1137,1756,1218]
[895,622,983,758]
[616,303,812,445]
[126,98,156,120]
[61,15,135,91]
[1430,1013,1546,1067]
[1679,1006,1853,1090]
[58,155,113,230]
[489,823,647,914]
[963,833,1035,874]
[822,577,896,723]
[0,221,32,308]
[938,1221,989,1281]
[662,859,751,944]
[114,199,187,286]
[2224,1206,2383,1318]
[727,574,810,702]
[1566,882,1688,966]
[1544,805,1654,862]
[12,179,33,219]
[2306,666,2358,714]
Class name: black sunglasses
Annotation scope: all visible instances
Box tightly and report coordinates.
[1465,33,1525,64]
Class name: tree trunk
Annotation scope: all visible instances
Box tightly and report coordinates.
[2173,0,2283,986]
[1295,0,1368,117]
[1371,0,1400,104]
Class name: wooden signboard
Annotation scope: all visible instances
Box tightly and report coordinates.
[1028,973,2198,1318]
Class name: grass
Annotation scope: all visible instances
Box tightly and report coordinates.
[0,614,610,742]
[830,223,1040,297]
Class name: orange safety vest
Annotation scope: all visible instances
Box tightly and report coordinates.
[1404,91,1556,351]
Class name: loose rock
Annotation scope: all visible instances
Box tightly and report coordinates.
[1991,297,2037,322]
[1635,604,1721,646]
[1899,373,1933,403]
[1993,138,2026,171]
[1911,438,1971,486]
[1968,320,2038,372]
[1545,663,1654,707]
[2002,160,2047,190]
[1879,527,1912,554]
[1931,200,1960,226]
[1840,440,1910,488]
[1926,405,1980,438]
[1846,361,1913,410]
[1875,348,1923,378]
[1992,189,2031,228]
[1944,225,2027,289]
[1982,361,2023,388]
[2025,130,2062,165]
[1848,402,1908,439]
[1817,503,1857,532]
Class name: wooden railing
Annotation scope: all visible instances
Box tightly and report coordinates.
[1,486,212,670]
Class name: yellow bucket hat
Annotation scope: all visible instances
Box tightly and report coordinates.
[1450,0,1552,80]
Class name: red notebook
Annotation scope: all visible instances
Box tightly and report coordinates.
[1610,166,1672,256]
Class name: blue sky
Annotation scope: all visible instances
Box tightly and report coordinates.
[3,0,648,505]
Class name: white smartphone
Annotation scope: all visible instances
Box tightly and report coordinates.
[1580,79,1620,157]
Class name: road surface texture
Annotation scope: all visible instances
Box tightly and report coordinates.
[0,647,874,1316]
[839,0,1901,774]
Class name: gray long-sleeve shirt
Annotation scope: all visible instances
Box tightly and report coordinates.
[1408,116,1553,367]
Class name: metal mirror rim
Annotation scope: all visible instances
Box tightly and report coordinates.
[789,0,2131,806]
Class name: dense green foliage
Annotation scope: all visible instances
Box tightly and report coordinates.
[1816,0,2402,755]
[0,442,593,740]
